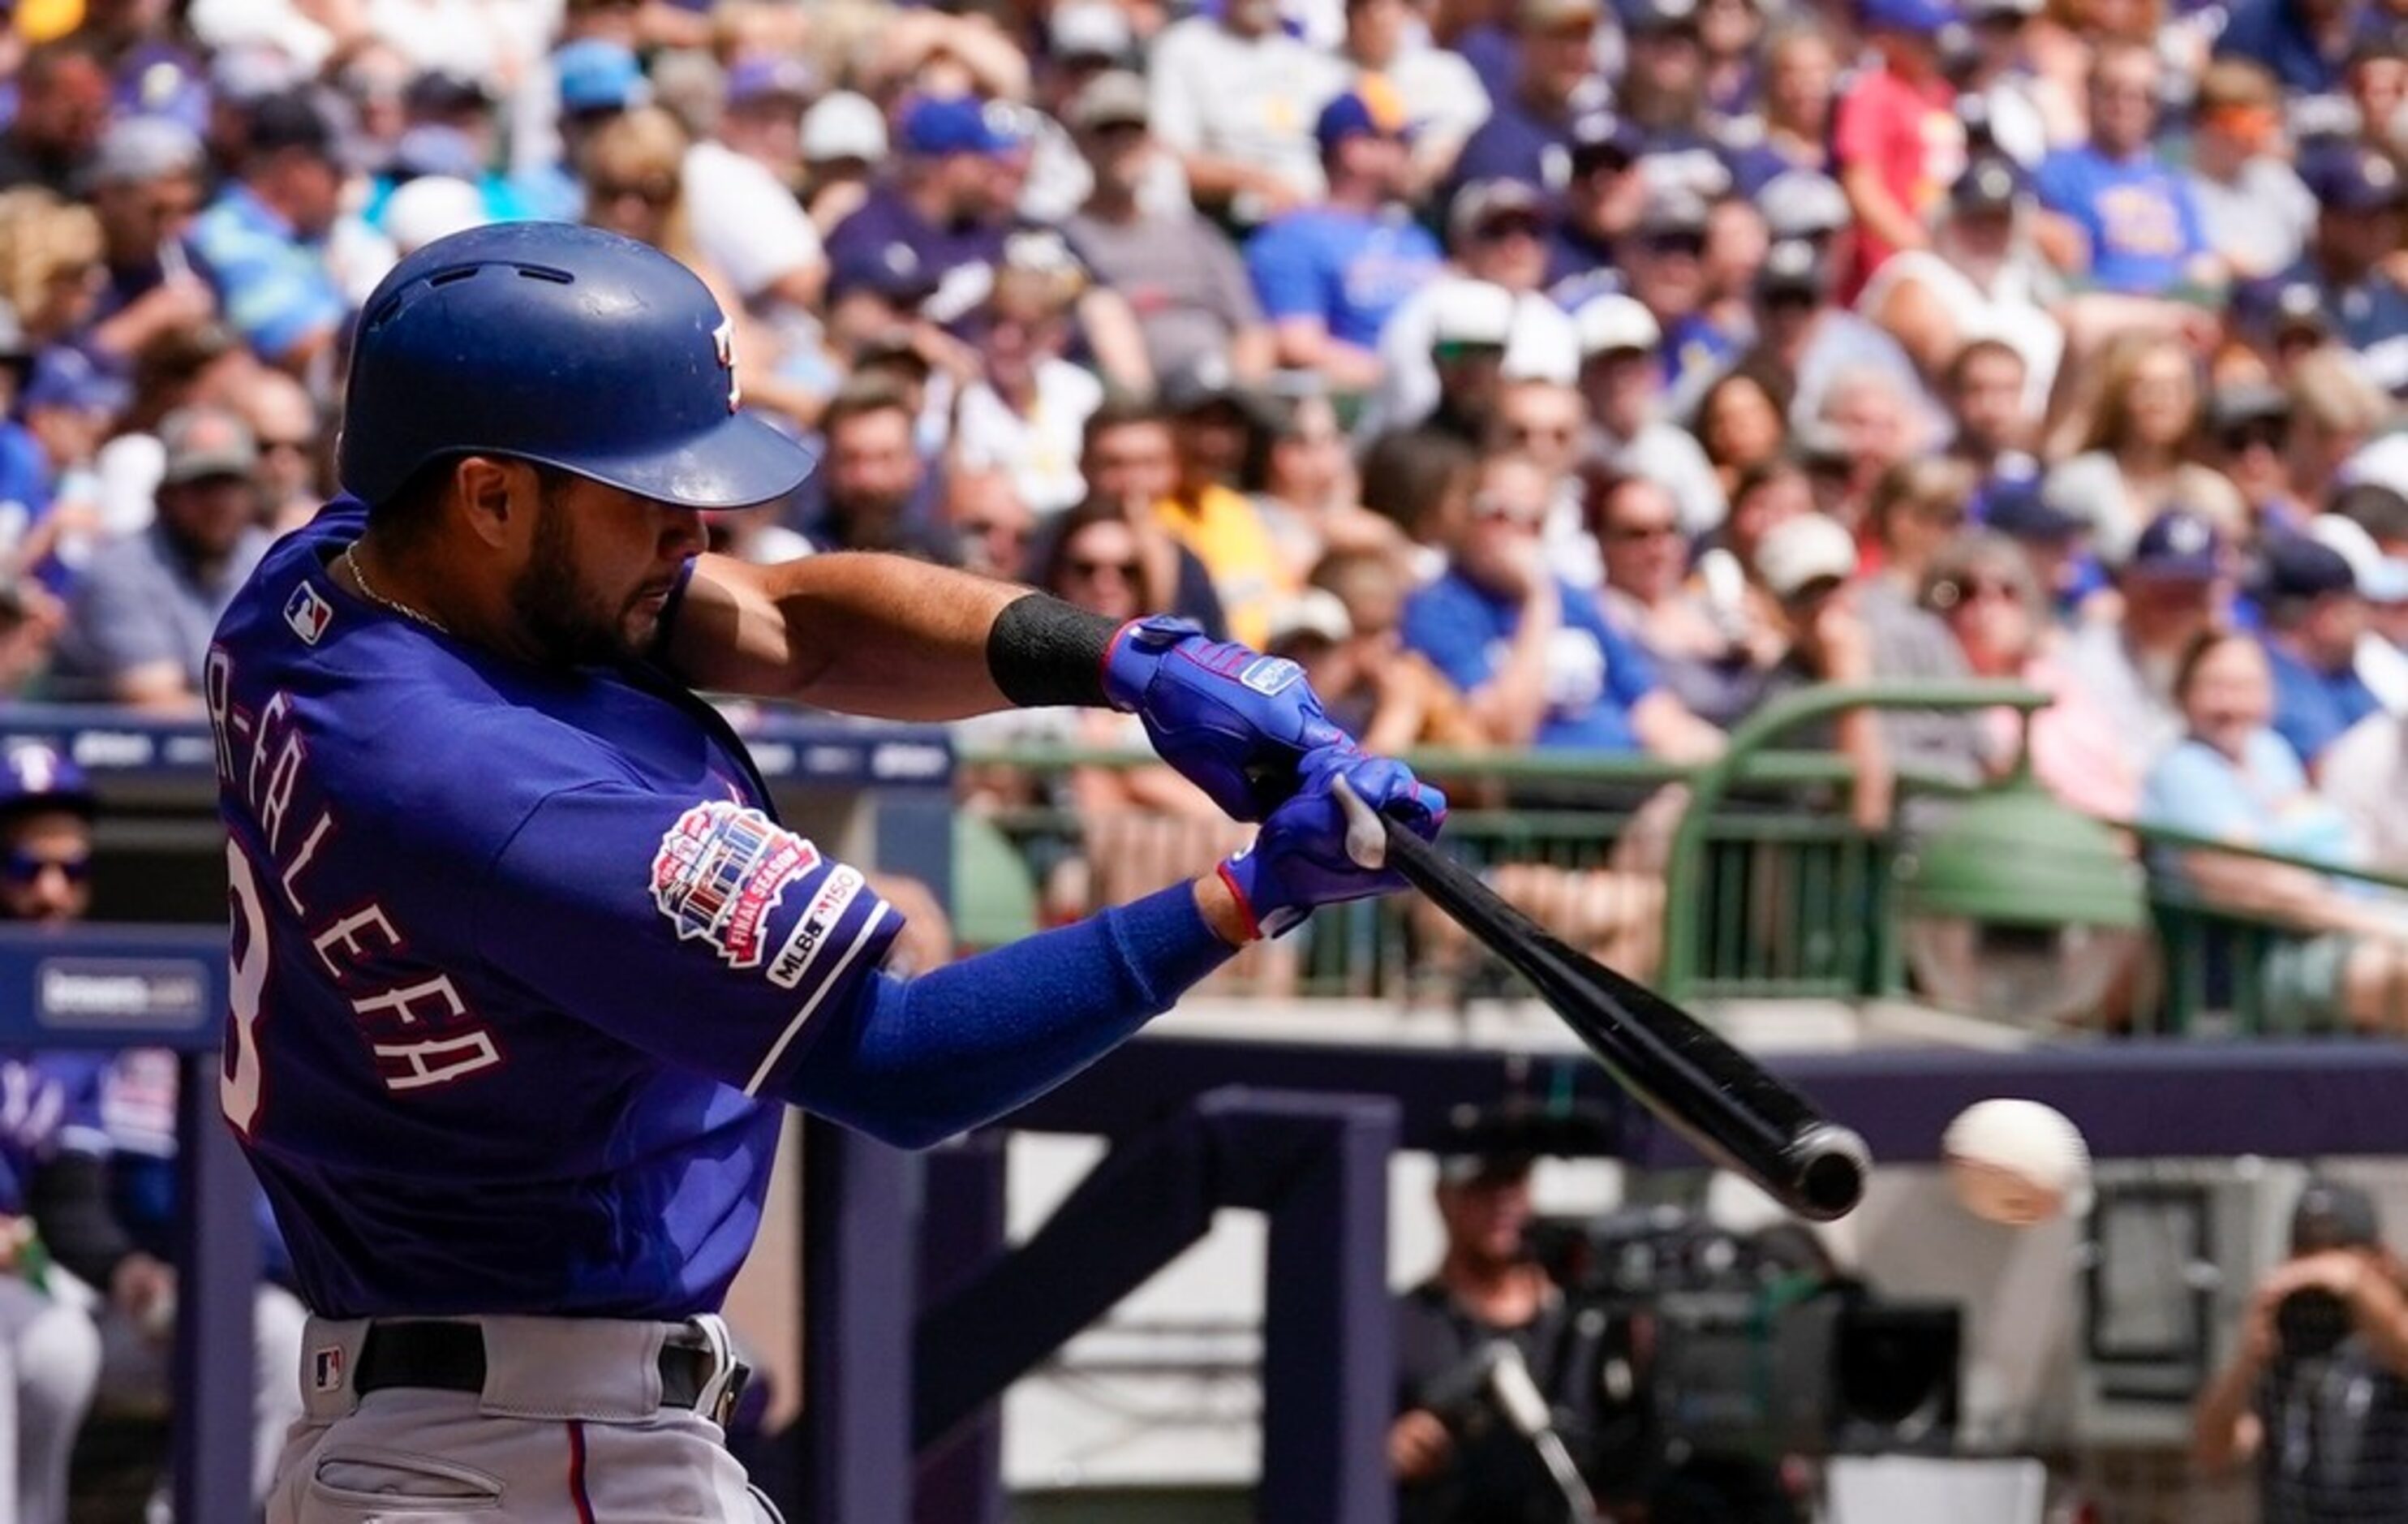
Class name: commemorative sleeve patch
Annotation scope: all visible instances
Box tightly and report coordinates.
[651,802,822,971]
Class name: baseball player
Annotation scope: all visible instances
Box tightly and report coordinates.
[208,221,1443,1521]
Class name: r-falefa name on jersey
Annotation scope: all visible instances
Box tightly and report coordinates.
[651,801,820,971]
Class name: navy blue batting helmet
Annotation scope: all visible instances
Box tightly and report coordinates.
[337,222,814,510]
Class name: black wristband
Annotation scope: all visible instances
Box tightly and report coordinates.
[987,592,1120,708]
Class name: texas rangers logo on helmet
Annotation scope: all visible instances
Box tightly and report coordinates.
[651,801,819,970]
[712,318,742,414]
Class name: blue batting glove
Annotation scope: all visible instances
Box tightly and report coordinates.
[1215,753,1447,941]
[1103,616,1350,822]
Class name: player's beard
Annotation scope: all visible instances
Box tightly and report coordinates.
[511,490,650,667]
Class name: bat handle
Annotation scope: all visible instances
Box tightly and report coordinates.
[1788,1122,1873,1220]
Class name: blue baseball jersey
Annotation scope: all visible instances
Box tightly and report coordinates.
[208,500,901,1320]
[1401,571,1662,750]
[1245,208,1444,351]
[0,1057,63,1217]
[2032,144,2208,295]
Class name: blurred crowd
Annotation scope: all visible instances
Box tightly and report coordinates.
[0,0,2397,986]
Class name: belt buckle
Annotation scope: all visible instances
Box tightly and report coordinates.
[707,1360,751,1428]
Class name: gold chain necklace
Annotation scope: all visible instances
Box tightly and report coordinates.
[342,543,450,635]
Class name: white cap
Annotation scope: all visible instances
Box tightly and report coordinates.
[1051,0,1136,58]
[802,91,888,163]
[1430,280,1517,350]
[2308,513,2408,603]
[1754,512,1858,599]
[1758,170,1851,240]
[1266,588,1353,648]
[382,176,490,255]
[1574,294,1662,358]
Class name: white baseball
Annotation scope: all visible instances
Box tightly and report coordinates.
[1941,1099,2091,1226]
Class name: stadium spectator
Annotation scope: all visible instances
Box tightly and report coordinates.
[799,92,887,236]
[1157,359,1296,646]
[2212,0,2360,97]
[1619,188,1735,400]
[2032,42,2217,296]
[1255,386,1400,579]
[1984,478,2102,624]
[0,42,111,197]
[1576,294,1726,536]
[80,117,212,377]
[1077,395,1231,638]
[1342,0,1494,196]
[185,91,352,374]
[2289,140,2408,381]
[1617,0,1724,200]
[1858,154,2066,410]
[2207,381,2309,530]
[1597,467,1779,726]
[2255,531,2383,768]
[1146,0,1344,224]
[1921,530,2139,816]
[1402,451,1722,757]
[1391,281,1518,449]
[1692,364,1792,498]
[1954,0,2053,168]
[1448,0,1613,197]
[1362,180,1579,440]
[680,54,827,324]
[2138,629,2408,1031]
[1832,0,1966,295]
[1726,21,1840,195]
[955,233,1105,516]
[793,377,955,562]
[1945,338,2044,506]
[2195,1178,2408,1523]
[1746,239,1940,451]
[2184,60,2318,284]
[52,405,263,712]
[1358,425,1481,579]
[0,193,105,357]
[823,96,1023,331]
[2062,506,2230,777]
[2044,330,2236,560]
[1245,83,1444,392]
[1303,548,1486,751]
[943,468,1037,582]
[1544,109,1648,306]
[1060,71,1275,385]
[1749,509,1894,827]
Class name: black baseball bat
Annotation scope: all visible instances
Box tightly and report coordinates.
[1378,817,1869,1221]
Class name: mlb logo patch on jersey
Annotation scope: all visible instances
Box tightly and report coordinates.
[651,801,820,970]
[312,1345,344,1393]
[1240,657,1302,696]
[767,863,866,991]
[284,582,333,645]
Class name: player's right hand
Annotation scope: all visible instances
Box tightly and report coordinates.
[1214,751,1445,941]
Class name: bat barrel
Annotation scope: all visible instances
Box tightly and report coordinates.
[1377,817,1869,1221]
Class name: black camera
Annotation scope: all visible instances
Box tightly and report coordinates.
[1530,1208,1963,1462]
[2277,1287,2354,1363]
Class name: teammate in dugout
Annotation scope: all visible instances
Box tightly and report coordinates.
[209,220,1445,1521]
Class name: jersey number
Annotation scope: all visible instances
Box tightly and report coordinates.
[221,839,270,1137]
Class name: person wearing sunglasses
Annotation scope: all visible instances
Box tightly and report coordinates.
[1921,531,2136,817]
[1403,451,1722,760]
[2182,60,2316,285]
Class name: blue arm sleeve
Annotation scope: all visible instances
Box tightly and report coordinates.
[777,880,1236,1148]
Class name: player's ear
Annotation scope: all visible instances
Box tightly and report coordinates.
[453,457,521,549]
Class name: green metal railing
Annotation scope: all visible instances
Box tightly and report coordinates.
[958,680,2053,1003]
[2127,823,2408,1035]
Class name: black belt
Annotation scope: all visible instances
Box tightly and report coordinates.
[354,1320,749,1425]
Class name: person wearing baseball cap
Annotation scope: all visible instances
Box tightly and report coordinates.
[187,89,350,372]
[1576,294,1728,536]
[0,743,92,925]
[1245,81,1443,392]
[2060,507,2228,777]
[1752,510,1898,827]
[2287,140,2408,359]
[1832,0,1963,294]
[51,406,269,711]
[1355,179,1580,441]
[823,96,1026,328]
[681,54,829,324]
[1061,71,1276,384]
[1546,109,1649,304]
[1340,0,1494,196]
[2254,531,2384,768]
[2196,1176,2408,1522]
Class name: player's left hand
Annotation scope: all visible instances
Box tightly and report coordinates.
[1216,751,1447,940]
[1103,616,1348,822]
